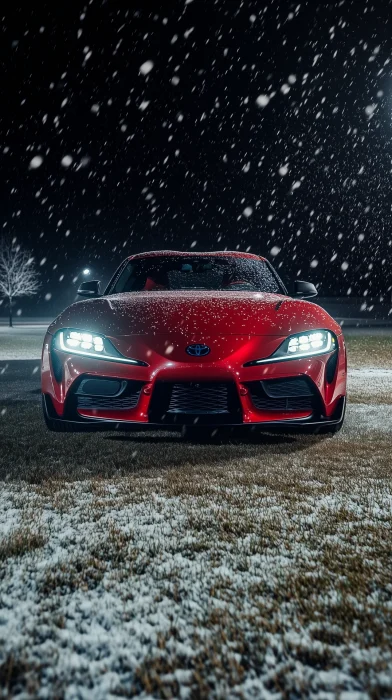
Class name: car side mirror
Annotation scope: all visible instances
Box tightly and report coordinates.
[294,280,318,299]
[77,280,101,298]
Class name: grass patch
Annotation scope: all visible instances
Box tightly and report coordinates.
[345,333,392,369]
[0,337,391,696]
[0,525,45,561]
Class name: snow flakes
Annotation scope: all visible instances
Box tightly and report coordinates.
[270,246,281,256]
[255,94,270,108]
[44,293,52,301]
[288,74,297,84]
[278,164,289,176]
[171,76,180,85]
[249,14,256,23]
[341,261,349,271]
[139,60,154,75]
[365,104,377,118]
[291,181,301,190]
[243,207,253,218]
[78,156,91,168]
[29,156,43,169]
[61,155,73,167]
[139,101,150,111]
[91,104,100,113]
[280,84,290,94]
[310,259,319,268]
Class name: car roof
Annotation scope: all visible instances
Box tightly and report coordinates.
[126,250,266,262]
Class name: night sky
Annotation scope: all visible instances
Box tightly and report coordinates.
[1,0,392,316]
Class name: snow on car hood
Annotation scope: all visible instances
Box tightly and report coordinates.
[48,290,341,337]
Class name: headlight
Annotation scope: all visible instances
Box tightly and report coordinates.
[54,329,147,366]
[245,330,336,365]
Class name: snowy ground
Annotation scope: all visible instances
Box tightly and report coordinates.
[0,326,46,360]
[0,338,391,697]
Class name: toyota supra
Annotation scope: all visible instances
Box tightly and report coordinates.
[41,251,346,433]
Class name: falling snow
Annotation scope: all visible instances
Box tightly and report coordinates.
[139,60,154,75]
[0,1,390,312]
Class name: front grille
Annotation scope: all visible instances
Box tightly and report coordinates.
[168,383,229,414]
[149,382,242,424]
[248,377,316,413]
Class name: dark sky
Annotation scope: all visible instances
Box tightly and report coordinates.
[1,0,392,315]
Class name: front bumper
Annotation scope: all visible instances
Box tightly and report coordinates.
[41,332,347,430]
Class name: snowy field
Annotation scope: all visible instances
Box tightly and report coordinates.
[0,335,391,697]
[0,326,47,360]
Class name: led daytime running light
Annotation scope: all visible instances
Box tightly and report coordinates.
[56,330,143,365]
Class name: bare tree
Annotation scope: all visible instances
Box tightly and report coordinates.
[0,238,40,327]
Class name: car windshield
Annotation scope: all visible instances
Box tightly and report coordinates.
[109,256,283,294]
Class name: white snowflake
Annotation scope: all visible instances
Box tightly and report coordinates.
[139,60,154,75]
[61,155,73,167]
[255,94,270,108]
[29,156,43,169]
[278,165,289,176]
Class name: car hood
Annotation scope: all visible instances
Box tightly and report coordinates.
[48,291,341,337]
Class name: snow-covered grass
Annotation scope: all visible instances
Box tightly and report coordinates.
[0,333,44,360]
[1,428,392,698]
[0,335,391,697]
[349,368,392,404]
[345,332,392,369]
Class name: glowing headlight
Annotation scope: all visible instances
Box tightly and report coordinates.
[54,329,147,365]
[245,330,336,366]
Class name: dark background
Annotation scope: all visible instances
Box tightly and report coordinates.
[1,0,391,317]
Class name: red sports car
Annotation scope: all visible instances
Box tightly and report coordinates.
[41,251,347,433]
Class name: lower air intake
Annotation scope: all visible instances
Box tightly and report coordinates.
[149,382,242,424]
[248,376,316,412]
[74,378,143,411]
[168,383,229,414]
[77,394,141,410]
